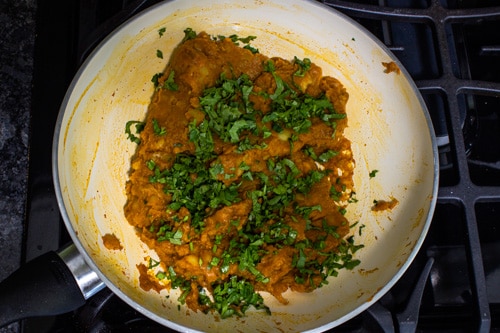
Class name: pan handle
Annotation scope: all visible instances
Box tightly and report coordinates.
[0,244,105,327]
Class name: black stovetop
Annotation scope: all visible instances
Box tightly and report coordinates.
[24,0,500,332]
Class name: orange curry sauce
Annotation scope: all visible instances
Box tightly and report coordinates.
[124,30,357,316]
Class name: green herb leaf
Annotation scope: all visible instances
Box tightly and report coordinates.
[152,119,167,136]
[261,63,342,136]
[151,72,163,88]
[200,276,270,318]
[182,28,197,42]
[318,150,338,163]
[293,56,312,77]
[163,70,179,91]
[125,120,145,144]
[148,258,160,269]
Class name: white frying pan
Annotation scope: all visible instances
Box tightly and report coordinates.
[0,0,438,332]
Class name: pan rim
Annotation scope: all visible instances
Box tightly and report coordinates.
[52,0,439,331]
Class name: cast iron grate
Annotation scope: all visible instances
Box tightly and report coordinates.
[323,0,500,332]
[25,0,500,332]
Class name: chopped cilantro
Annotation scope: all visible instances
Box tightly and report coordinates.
[216,34,260,53]
[125,120,145,144]
[152,223,183,245]
[359,224,366,236]
[147,153,241,232]
[230,34,257,44]
[261,60,345,135]
[163,70,178,91]
[129,29,364,319]
[199,276,270,318]
[243,44,259,54]
[318,150,338,163]
[182,27,197,42]
[197,73,263,151]
[152,119,166,136]
[293,56,312,77]
[165,266,192,304]
[148,258,160,269]
[151,72,163,89]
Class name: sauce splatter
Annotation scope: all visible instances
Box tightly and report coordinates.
[372,197,399,211]
[382,61,400,74]
[102,233,123,250]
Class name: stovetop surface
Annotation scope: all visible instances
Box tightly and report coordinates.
[23,0,500,332]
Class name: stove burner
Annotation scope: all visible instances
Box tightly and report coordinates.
[24,0,500,332]
[73,289,174,333]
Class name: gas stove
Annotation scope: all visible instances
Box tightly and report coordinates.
[24,0,500,332]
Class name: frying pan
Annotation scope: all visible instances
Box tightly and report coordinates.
[0,0,438,331]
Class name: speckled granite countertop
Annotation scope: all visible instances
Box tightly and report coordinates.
[0,0,37,331]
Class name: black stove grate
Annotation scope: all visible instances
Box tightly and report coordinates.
[24,0,500,332]
[323,1,500,332]
[324,1,500,332]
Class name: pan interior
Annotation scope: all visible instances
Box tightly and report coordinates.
[54,0,437,332]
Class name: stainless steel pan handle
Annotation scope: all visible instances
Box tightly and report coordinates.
[58,244,105,300]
